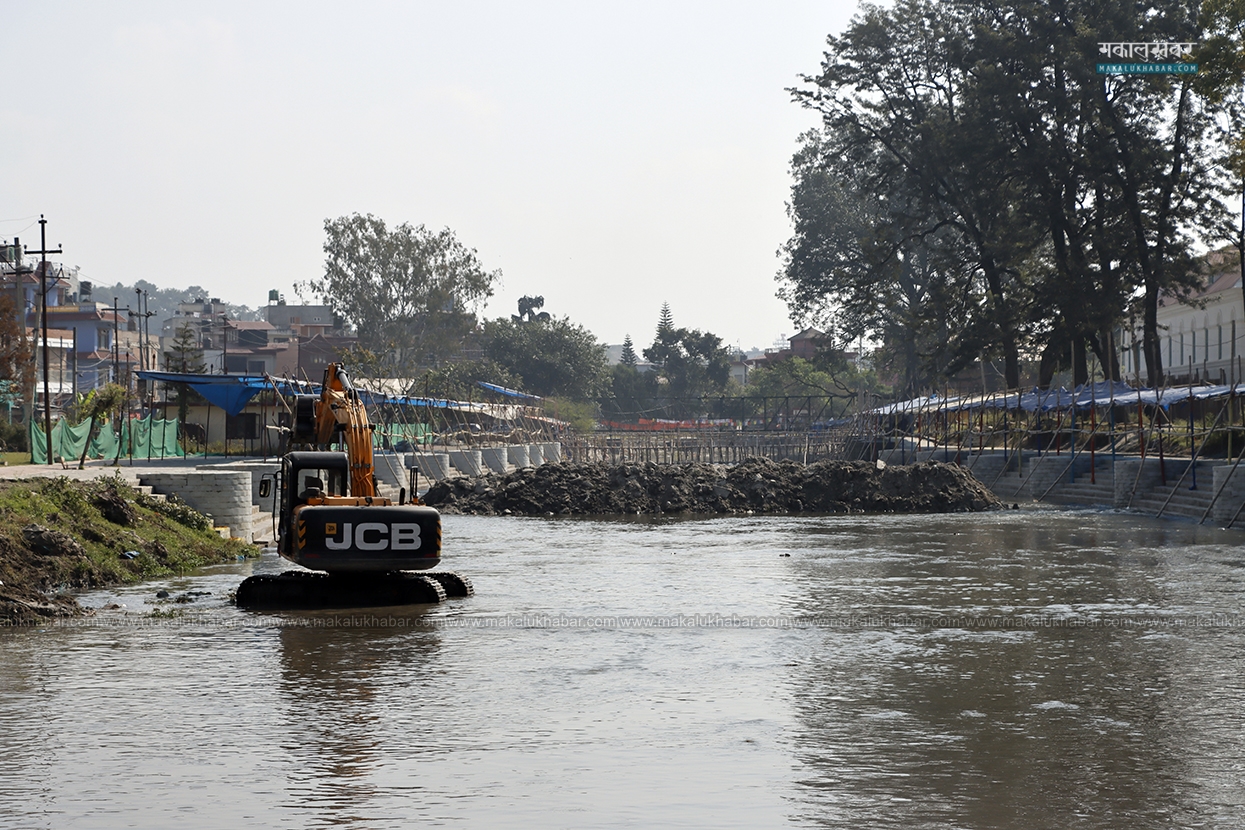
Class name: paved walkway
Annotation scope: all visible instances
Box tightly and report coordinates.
[0,456,275,483]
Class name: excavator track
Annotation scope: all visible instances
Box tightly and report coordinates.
[423,571,474,598]
[235,570,447,610]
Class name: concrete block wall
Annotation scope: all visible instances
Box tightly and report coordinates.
[508,445,530,468]
[411,453,452,480]
[482,447,512,474]
[1112,458,1167,508]
[450,449,483,477]
[541,442,562,463]
[528,444,545,466]
[140,471,255,539]
[372,452,407,488]
[1211,464,1245,524]
[205,462,279,512]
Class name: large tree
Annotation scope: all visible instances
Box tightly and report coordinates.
[642,305,732,402]
[302,214,499,374]
[478,316,608,400]
[783,0,1234,391]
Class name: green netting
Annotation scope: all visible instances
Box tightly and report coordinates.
[373,422,429,448]
[122,416,186,460]
[30,416,184,465]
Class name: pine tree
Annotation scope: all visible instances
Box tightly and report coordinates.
[656,302,674,337]
[168,323,205,373]
[166,323,205,430]
[620,334,637,367]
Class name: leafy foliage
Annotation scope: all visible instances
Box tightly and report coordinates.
[478,316,608,400]
[783,0,1233,390]
[302,214,499,374]
[642,305,731,400]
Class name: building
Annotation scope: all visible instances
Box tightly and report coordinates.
[264,300,341,340]
[1,248,148,403]
[1122,249,1245,385]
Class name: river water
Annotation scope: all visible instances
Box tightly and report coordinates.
[2,508,1244,829]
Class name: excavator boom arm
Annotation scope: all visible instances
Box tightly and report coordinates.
[311,363,377,498]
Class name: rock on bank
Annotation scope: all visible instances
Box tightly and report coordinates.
[422,457,1000,516]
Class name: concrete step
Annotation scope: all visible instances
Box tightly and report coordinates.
[251,505,273,545]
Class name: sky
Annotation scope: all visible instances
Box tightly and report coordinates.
[1,1,858,353]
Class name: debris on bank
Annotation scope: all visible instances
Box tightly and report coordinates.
[422,457,1000,517]
[0,476,256,625]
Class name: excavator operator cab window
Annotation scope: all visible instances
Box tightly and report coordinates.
[295,468,346,502]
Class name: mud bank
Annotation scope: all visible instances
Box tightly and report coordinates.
[0,476,255,625]
[422,457,1000,516]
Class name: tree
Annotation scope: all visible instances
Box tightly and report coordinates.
[642,305,732,402]
[166,322,205,429]
[301,214,500,374]
[0,290,33,412]
[784,0,1231,391]
[478,316,608,400]
[620,334,638,367]
[746,355,881,419]
[512,295,551,324]
[75,383,126,469]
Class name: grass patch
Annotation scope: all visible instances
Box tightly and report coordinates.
[0,474,257,621]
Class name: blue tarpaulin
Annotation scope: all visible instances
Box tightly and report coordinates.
[137,372,313,416]
[138,371,487,415]
[870,381,1243,415]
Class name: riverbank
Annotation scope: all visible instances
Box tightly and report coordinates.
[0,475,256,624]
[421,457,1001,516]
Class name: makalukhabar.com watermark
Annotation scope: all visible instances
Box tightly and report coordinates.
[1097,41,1197,74]
[36,612,1245,630]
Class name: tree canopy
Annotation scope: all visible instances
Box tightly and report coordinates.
[478,315,608,400]
[781,0,1241,390]
[642,304,732,401]
[301,214,499,374]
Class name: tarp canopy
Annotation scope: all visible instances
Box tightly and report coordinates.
[870,381,1243,415]
[137,371,548,424]
[138,372,296,417]
[477,381,542,401]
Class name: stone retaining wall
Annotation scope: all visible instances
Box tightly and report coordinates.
[140,471,255,539]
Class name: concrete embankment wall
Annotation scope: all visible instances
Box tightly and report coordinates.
[876,446,1245,527]
[139,470,256,539]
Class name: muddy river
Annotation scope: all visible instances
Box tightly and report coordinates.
[2,508,1244,828]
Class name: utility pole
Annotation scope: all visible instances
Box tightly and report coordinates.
[26,217,63,466]
[103,298,125,383]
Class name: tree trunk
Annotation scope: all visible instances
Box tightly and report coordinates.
[1142,282,1163,387]
[77,415,97,470]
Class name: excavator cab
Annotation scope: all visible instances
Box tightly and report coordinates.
[272,449,442,573]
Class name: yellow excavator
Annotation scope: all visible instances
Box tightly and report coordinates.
[235,363,472,609]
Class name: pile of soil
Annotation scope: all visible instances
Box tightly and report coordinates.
[0,477,254,625]
[422,457,1000,516]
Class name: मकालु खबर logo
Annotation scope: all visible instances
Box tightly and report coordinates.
[323,521,421,551]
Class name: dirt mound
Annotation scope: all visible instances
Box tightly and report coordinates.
[0,476,254,625]
[422,458,1000,516]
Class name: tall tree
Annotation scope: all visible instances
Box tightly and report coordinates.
[166,322,205,428]
[620,334,638,367]
[302,214,499,374]
[0,290,33,410]
[478,316,608,400]
[784,0,1232,391]
[643,305,732,402]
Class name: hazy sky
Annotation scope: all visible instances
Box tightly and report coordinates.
[2,1,857,352]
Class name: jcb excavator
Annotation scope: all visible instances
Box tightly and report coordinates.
[235,363,471,609]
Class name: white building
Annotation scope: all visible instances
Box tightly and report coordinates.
[1122,250,1245,385]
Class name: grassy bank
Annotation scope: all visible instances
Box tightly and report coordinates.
[0,474,257,624]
